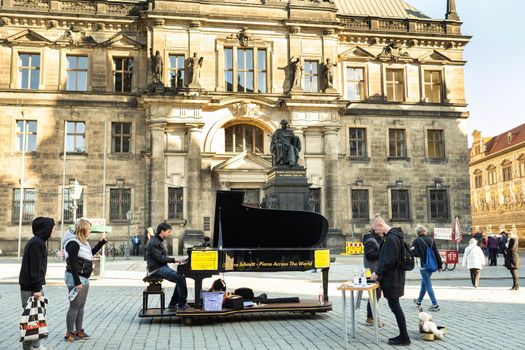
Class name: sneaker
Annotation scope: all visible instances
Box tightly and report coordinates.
[177,304,190,311]
[413,298,421,306]
[365,317,385,328]
[75,329,90,339]
[428,304,440,312]
[64,333,82,342]
[388,336,411,346]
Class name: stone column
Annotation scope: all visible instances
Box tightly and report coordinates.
[323,126,341,230]
[149,123,167,226]
[186,123,204,229]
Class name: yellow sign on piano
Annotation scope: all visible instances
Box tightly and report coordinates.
[191,250,218,271]
[314,249,330,268]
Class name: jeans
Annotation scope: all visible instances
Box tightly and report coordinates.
[65,272,90,334]
[386,297,409,340]
[132,244,140,256]
[21,290,42,350]
[470,268,480,287]
[488,248,498,266]
[417,268,438,306]
[151,265,187,307]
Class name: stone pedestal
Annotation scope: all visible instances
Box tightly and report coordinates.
[263,166,310,211]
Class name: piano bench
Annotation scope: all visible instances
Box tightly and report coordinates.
[143,276,164,292]
[143,288,165,312]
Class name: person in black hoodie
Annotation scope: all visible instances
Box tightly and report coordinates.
[19,216,55,350]
[370,215,410,346]
[363,228,384,327]
[146,223,188,310]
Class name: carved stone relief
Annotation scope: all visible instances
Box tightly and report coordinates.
[230,102,261,119]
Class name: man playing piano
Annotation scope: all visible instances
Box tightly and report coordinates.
[146,223,189,311]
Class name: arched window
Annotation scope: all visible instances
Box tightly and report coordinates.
[224,124,264,153]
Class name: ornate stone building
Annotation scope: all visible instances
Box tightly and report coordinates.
[469,124,525,245]
[0,0,471,253]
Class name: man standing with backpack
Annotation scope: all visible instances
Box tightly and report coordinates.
[370,215,411,346]
[363,228,384,327]
[411,224,442,311]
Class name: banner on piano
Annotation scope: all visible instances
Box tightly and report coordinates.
[191,251,219,270]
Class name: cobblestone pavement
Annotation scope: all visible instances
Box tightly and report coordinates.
[1,254,524,350]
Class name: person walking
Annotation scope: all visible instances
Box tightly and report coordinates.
[146,223,189,310]
[370,216,410,346]
[63,219,107,342]
[504,231,520,290]
[462,238,486,287]
[131,233,141,256]
[487,234,499,266]
[411,224,442,311]
[19,217,55,350]
[363,228,384,327]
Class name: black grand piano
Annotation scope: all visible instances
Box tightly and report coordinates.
[143,190,332,321]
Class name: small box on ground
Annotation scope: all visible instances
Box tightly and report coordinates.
[202,292,224,311]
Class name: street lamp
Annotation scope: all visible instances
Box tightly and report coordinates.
[69,179,83,224]
[125,210,131,260]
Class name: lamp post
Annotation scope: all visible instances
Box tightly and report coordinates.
[69,179,83,224]
[125,210,131,260]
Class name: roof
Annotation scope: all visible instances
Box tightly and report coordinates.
[333,0,430,19]
[484,123,525,156]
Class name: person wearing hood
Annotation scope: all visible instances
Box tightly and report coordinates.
[462,238,486,287]
[63,219,107,342]
[504,231,520,290]
[19,216,55,350]
[363,227,384,327]
[370,215,410,346]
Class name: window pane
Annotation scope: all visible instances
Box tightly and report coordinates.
[225,48,233,70]
[20,54,29,66]
[77,72,88,91]
[225,127,233,152]
[30,70,39,89]
[31,55,40,68]
[258,74,267,93]
[246,72,253,92]
[237,50,245,69]
[246,49,253,69]
[19,69,29,89]
[78,56,88,69]
[234,125,243,152]
[67,56,77,69]
[245,125,253,151]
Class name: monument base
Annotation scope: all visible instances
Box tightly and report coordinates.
[263,166,310,211]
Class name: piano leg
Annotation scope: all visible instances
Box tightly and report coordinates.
[190,274,213,309]
[322,268,329,302]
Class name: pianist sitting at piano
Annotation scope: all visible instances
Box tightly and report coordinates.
[270,119,301,167]
[146,223,189,311]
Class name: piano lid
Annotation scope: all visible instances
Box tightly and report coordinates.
[212,190,328,248]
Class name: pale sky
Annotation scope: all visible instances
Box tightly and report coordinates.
[407,0,525,144]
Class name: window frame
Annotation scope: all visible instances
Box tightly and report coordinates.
[303,59,319,93]
[112,56,134,93]
[501,161,512,182]
[390,188,410,221]
[168,187,184,220]
[62,186,84,223]
[109,188,131,222]
[423,69,443,103]
[428,188,450,222]
[344,65,366,101]
[17,52,41,90]
[12,188,36,224]
[167,53,186,88]
[487,165,497,185]
[518,155,525,178]
[15,120,38,153]
[111,122,132,154]
[65,54,89,91]
[351,189,369,222]
[388,128,407,159]
[66,121,86,154]
[385,68,405,102]
[473,169,483,189]
[348,127,367,159]
[427,129,445,159]
[224,123,264,153]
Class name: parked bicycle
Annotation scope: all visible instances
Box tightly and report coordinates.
[104,243,118,261]
[50,248,65,262]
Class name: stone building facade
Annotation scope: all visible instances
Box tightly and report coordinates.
[469,124,525,245]
[0,0,471,254]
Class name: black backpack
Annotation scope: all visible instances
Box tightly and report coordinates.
[398,238,415,271]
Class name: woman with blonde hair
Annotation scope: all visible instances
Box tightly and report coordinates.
[504,231,520,290]
[462,238,486,287]
[63,219,107,342]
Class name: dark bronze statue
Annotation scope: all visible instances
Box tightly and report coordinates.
[270,119,301,167]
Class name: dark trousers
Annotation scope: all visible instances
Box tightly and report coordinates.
[511,268,519,287]
[488,248,498,266]
[469,268,480,287]
[151,265,188,308]
[366,286,382,319]
[132,244,139,256]
[386,297,409,340]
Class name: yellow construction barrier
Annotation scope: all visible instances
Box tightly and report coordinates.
[344,241,364,255]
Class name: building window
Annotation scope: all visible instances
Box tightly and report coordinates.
[232,189,260,207]
[168,187,183,220]
[487,166,497,185]
[16,120,37,152]
[351,189,369,221]
[113,57,133,92]
[224,124,264,153]
[12,189,36,224]
[309,188,321,213]
[109,188,131,221]
[112,122,131,153]
[18,53,40,89]
[388,129,407,158]
[502,161,512,182]
[427,129,445,159]
[519,156,525,178]
[168,54,185,88]
[391,189,410,220]
[424,70,442,103]
[257,49,267,93]
[346,67,365,100]
[63,187,84,223]
[429,189,449,221]
[474,170,483,188]
[304,60,319,93]
[348,128,367,158]
[385,68,404,102]
[224,48,234,92]
[237,48,254,92]
[66,121,86,153]
[66,55,88,91]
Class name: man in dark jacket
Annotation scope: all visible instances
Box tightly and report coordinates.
[363,228,384,327]
[146,223,188,310]
[19,216,55,350]
[370,216,410,346]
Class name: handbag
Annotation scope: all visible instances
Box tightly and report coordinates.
[20,296,49,343]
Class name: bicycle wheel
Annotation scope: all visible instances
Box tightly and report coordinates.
[446,263,456,271]
[441,262,448,271]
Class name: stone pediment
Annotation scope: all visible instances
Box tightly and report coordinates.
[101,33,144,49]
[213,151,271,172]
[3,29,52,46]
[418,50,465,65]
[339,46,376,61]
